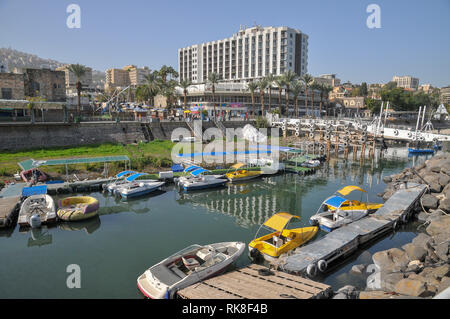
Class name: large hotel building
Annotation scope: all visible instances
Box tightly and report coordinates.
[178,25,309,84]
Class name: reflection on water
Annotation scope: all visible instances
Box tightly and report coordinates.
[27,227,52,247]
[58,216,101,234]
[175,155,416,229]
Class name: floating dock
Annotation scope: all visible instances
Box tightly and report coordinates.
[177,264,332,299]
[0,196,21,228]
[278,182,427,276]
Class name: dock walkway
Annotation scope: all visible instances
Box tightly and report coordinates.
[279,182,427,276]
[177,264,332,299]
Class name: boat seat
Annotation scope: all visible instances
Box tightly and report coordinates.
[182,257,200,270]
[169,265,187,279]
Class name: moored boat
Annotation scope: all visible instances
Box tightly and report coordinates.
[309,185,383,232]
[137,241,245,299]
[248,212,318,262]
[57,196,99,221]
[179,167,227,191]
[116,177,165,199]
[18,186,56,228]
[20,169,48,183]
[104,170,137,192]
[225,163,263,183]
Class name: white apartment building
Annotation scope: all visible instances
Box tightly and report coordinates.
[178,25,309,84]
[392,75,419,90]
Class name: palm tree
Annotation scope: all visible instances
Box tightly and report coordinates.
[265,73,276,113]
[247,81,258,116]
[290,80,304,118]
[68,64,87,115]
[310,82,321,117]
[158,65,179,84]
[301,73,314,116]
[318,84,332,118]
[144,71,161,106]
[161,80,177,110]
[257,78,269,116]
[274,76,286,116]
[207,72,220,118]
[179,79,192,110]
[282,70,298,117]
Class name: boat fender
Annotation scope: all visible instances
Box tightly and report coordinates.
[306,263,317,278]
[295,131,300,137]
[29,214,41,228]
[309,133,314,138]
[318,260,328,272]
[407,132,412,138]
[249,248,261,260]
[401,213,408,223]
[394,129,399,136]
[392,220,399,230]
[361,124,367,131]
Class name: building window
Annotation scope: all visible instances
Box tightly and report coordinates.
[1,88,12,100]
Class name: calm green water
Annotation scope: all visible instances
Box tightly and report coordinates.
[0,149,434,298]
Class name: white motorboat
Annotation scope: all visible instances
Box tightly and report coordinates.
[104,170,137,193]
[112,173,159,196]
[137,241,245,299]
[18,186,56,228]
[178,167,227,191]
[116,179,165,199]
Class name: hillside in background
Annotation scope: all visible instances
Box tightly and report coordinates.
[0,47,105,88]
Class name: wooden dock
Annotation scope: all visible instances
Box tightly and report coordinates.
[0,196,21,228]
[278,182,427,276]
[177,264,332,299]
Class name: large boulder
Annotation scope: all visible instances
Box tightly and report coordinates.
[423,172,440,185]
[359,290,419,299]
[421,194,439,209]
[393,279,428,297]
[402,243,427,262]
[426,215,450,236]
[438,198,450,213]
[441,162,450,176]
[380,272,405,291]
[372,248,409,273]
[437,276,450,294]
[412,233,433,250]
[438,173,450,187]
[430,183,443,193]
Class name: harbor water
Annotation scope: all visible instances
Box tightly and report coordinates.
[0,148,434,298]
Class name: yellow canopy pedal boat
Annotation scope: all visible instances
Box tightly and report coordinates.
[309,185,383,232]
[248,212,318,262]
[57,196,100,221]
[225,163,263,182]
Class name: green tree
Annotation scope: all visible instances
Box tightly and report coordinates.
[318,84,332,117]
[257,78,269,116]
[207,72,220,118]
[274,76,286,116]
[282,70,298,117]
[179,79,192,110]
[360,82,368,96]
[365,98,382,114]
[290,80,303,117]
[144,71,161,106]
[265,73,276,113]
[68,64,87,115]
[247,81,258,116]
[301,73,314,116]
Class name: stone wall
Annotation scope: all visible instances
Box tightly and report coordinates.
[0,73,24,100]
[24,68,65,102]
[0,122,146,151]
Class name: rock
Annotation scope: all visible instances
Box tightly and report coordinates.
[430,264,450,280]
[377,192,384,197]
[332,292,348,299]
[359,290,419,299]
[438,198,450,213]
[437,276,450,294]
[394,279,428,297]
[434,242,449,262]
[430,166,442,173]
[424,172,440,185]
[405,260,424,273]
[415,163,426,170]
[441,163,450,176]
[421,194,439,209]
[416,211,429,223]
[412,233,432,250]
[402,243,427,262]
[372,249,406,273]
[426,215,450,236]
[383,176,392,183]
[383,190,395,201]
[426,210,444,222]
[430,182,442,193]
[438,173,450,187]
[336,285,358,299]
[380,272,405,291]
[350,264,366,275]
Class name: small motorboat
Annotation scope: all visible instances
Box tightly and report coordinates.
[112,172,159,196]
[301,159,321,168]
[137,241,245,299]
[248,212,318,262]
[408,148,435,154]
[18,186,56,228]
[57,196,99,221]
[116,178,165,199]
[309,185,383,232]
[225,163,263,183]
[104,170,137,193]
[20,169,48,183]
[179,167,227,191]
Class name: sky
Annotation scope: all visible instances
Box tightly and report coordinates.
[0,0,449,87]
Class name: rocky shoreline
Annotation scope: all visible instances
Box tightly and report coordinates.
[333,152,450,299]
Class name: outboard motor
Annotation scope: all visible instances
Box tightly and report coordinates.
[249,248,262,261]
[29,214,42,228]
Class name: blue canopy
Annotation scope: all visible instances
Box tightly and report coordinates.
[126,173,147,182]
[190,168,209,177]
[22,185,47,197]
[323,196,347,209]
[171,164,184,173]
[184,165,201,173]
[116,170,136,178]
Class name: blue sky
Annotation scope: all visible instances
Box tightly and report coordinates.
[0,0,449,87]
